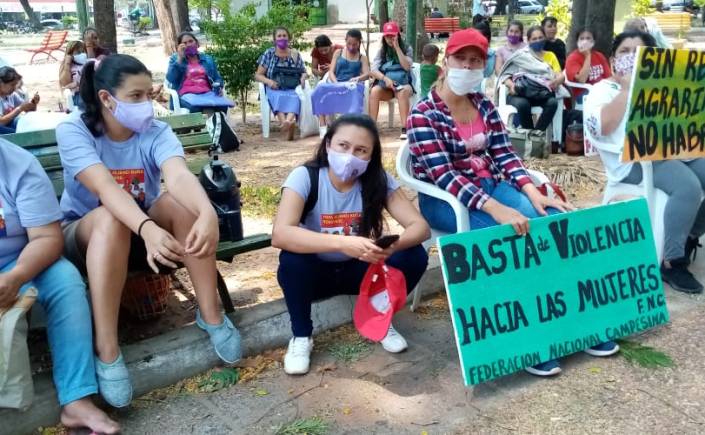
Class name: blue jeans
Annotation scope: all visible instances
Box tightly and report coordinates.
[1,257,97,406]
[277,245,429,337]
[0,117,19,134]
[419,178,560,233]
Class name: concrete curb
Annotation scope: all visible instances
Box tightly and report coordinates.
[2,260,444,435]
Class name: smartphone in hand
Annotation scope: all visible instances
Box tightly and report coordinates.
[375,234,399,249]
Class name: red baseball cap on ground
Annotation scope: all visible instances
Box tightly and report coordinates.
[445,28,489,59]
[354,263,407,342]
[382,21,400,36]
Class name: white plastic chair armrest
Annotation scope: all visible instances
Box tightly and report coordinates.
[527,169,550,186]
[564,79,593,91]
[165,87,181,112]
[62,88,75,112]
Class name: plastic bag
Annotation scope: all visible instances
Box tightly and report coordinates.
[295,85,319,138]
[0,288,37,410]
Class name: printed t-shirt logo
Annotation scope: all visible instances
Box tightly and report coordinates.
[111,169,146,209]
[0,198,6,237]
[320,212,361,236]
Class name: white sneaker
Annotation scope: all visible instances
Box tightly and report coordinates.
[319,126,328,138]
[380,325,408,353]
[284,337,314,375]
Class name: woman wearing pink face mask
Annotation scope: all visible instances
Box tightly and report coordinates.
[255,26,308,141]
[272,114,430,376]
[584,31,705,295]
[494,20,526,76]
[565,29,611,104]
[56,55,242,409]
[166,31,227,113]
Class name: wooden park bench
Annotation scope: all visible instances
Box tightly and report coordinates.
[424,17,461,38]
[1,112,271,313]
[26,30,69,65]
[648,12,692,36]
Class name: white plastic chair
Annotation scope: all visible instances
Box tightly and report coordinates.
[497,83,564,145]
[259,80,313,138]
[563,79,593,111]
[395,142,551,311]
[164,80,191,115]
[384,63,421,128]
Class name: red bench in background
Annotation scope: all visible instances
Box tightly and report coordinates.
[424,17,461,38]
[26,30,68,64]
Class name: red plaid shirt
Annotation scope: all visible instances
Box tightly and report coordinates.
[406,90,531,211]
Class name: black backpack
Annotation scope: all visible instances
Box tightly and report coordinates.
[300,165,318,224]
[206,111,241,152]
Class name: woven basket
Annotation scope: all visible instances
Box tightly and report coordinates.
[121,273,171,320]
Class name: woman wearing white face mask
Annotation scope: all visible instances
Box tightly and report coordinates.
[272,114,430,376]
[59,40,88,108]
[584,31,705,295]
[565,29,611,105]
[56,55,242,409]
[407,30,619,376]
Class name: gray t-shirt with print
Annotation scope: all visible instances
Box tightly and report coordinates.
[282,166,399,262]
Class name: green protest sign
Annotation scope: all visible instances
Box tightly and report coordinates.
[438,199,669,385]
[623,46,705,162]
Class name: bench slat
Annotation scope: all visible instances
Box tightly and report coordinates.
[215,233,273,262]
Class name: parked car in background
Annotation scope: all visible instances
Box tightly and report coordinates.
[517,0,545,13]
[40,19,63,30]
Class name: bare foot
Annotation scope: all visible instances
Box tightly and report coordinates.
[287,123,296,141]
[61,398,120,434]
[280,120,292,140]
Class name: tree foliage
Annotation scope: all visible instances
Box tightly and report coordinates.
[202,3,312,122]
[631,0,654,17]
[536,0,571,40]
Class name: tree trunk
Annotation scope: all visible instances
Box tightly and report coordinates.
[567,0,588,52]
[585,0,616,57]
[93,0,118,54]
[392,0,406,33]
[415,0,429,62]
[496,0,509,16]
[18,0,41,29]
[170,0,190,33]
[153,0,178,55]
[378,0,389,30]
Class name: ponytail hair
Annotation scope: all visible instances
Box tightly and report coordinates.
[79,54,152,136]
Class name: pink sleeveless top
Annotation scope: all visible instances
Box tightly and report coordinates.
[455,115,491,178]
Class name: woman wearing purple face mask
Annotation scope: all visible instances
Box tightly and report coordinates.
[255,26,308,141]
[166,31,228,113]
[565,29,612,104]
[272,114,430,376]
[494,20,526,76]
[585,31,705,295]
[56,55,242,409]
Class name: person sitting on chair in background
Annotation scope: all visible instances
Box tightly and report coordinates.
[419,43,440,98]
[495,20,526,76]
[472,21,495,81]
[255,26,307,141]
[166,31,232,114]
[565,28,611,105]
[368,21,414,140]
[0,67,38,134]
[542,17,567,69]
[497,25,565,138]
[59,41,88,109]
[311,35,343,80]
[82,27,111,60]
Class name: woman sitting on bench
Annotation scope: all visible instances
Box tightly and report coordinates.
[0,140,119,433]
[0,67,38,134]
[584,31,705,294]
[406,29,618,377]
[55,54,241,408]
[272,114,430,376]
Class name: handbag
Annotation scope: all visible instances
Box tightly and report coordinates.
[272,49,304,90]
[0,288,37,410]
[379,60,411,88]
[507,128,550,159]
[513,75,554,100]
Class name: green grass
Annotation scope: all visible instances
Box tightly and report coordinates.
[617,339,675,369]
[197,367,240,393]
[276,417,328,435]
[240,185,281,219]
[327,337,373,363]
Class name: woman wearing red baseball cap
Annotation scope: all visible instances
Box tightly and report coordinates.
[369,21,414,140]
[406,29,619,377]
